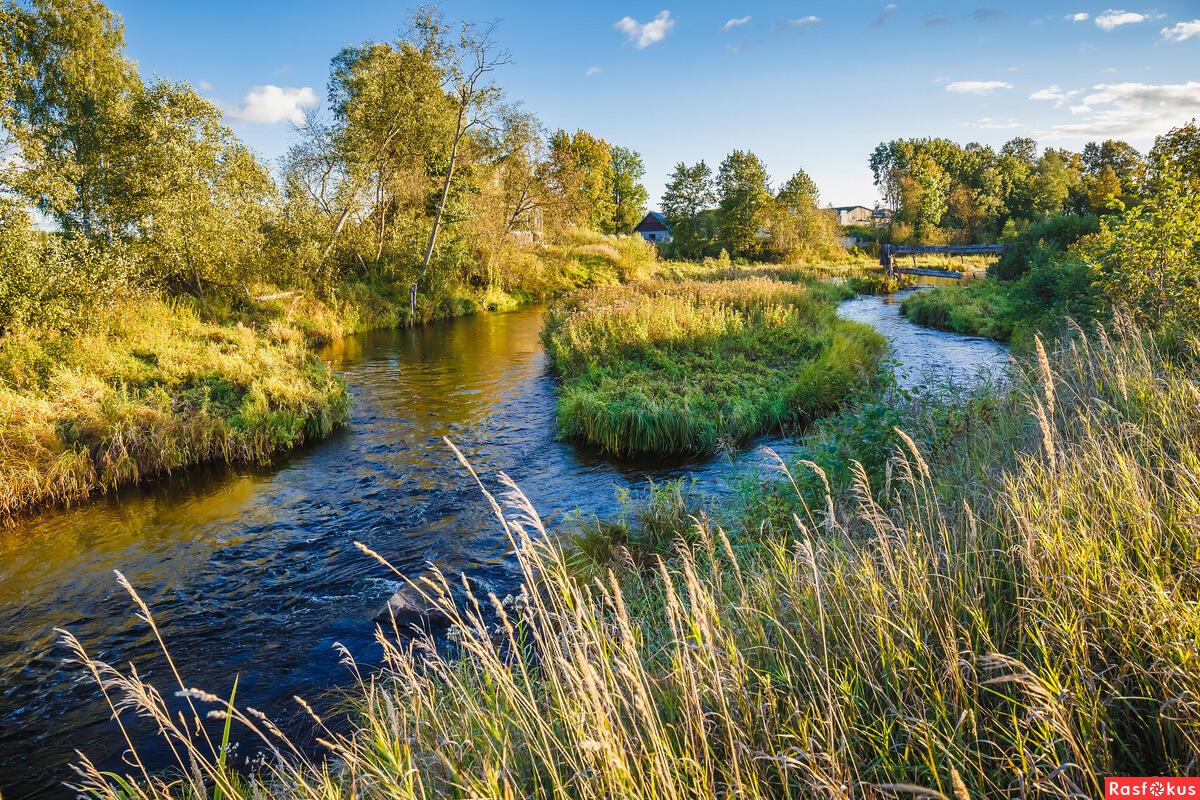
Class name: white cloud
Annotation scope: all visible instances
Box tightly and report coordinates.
[1066,12,1090,21]
[197,79,214,91]
[1161,19,1200,42]
[1046,81,1200,138]
[871,4,898,28]
[585,66,602,77]
[785,15,822,28]
[968,117,1023,129]
[1030,84,1082,107]
[222,85,316,125]
[614,10,675,48]
[722,15,751,30]
[946,80,1013,94]
[1094,9,1151,30]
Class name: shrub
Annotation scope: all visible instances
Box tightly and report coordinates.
[0,204,139,334]
[991,212,1099,280]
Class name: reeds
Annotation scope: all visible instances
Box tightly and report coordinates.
[62,320,1200,798]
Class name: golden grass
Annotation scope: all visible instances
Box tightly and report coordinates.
[0,296,348,519]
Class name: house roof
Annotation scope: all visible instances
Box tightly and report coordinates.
[831,205,872,213]
[634,211,670,232]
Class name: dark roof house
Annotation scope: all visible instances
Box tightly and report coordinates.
[634,211,672,243]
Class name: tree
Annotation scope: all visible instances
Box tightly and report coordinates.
[661,160,715,259]
[1088,159,1200,338]
[901,153,949,243]
[1001,137,1038,165]
[608,145,647,234]
[412,9,510,316]
[322,32,454,274]
[129,81,277,293]
[545,129,614,232]
[1082,139,1144,193]
[716,150,772,258]
[777,168,819,213]
[1,0,142,239]
[1087,165,1124,213]
[1031,148,1076,216]
[1150,120,1200,186]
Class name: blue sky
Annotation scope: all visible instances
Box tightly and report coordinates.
[109,1,1200,207]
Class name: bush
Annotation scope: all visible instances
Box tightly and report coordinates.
[991,213,1099,280]
[0,204,139,334]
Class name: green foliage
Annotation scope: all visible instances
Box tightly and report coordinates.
[608,145,648,234]
[661,160,717,259]
[0,202,137,333]
[546,129,616,232]
[870,135,1138,243]
[716,150,773,258]
[1087,159,1200,341]
[544,278,884,455]
[991,212,1099,280]
[1150,120,1200,185]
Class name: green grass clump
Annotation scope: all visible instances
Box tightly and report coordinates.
[901,279,1019,341]
[543,278,885,455]
[0,296,349,518]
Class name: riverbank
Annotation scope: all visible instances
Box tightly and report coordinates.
[0,233,657,520]
[0,297,349,520]
[543,276,885,455]
[67,312,1200,797]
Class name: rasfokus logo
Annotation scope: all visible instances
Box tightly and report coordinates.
[1106,778,1200,798]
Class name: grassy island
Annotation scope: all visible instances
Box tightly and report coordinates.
[543,277,885,455]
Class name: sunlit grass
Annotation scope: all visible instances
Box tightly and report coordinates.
[63,319,1200,798]
[0,296,349,519]
[542,278,885,455]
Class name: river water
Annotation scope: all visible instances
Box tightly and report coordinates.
[0,291,1007,798]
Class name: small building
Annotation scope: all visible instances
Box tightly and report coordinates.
[634,211,672,243]
[831,205,875,226]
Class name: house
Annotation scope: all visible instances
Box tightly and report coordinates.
[831,205,875,226]
[634,211,672,243]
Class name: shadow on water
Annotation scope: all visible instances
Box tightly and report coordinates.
[0,297,1005,798]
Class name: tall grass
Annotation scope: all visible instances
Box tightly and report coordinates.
[0,296,349,519]
[543,278,885,455]
[62,319,1200,798]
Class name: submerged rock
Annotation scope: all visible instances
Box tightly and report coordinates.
[372,584,452,630]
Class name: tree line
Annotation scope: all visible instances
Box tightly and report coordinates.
[870,127,1200,244]
[0,0,650,333]
[658,151,842,262]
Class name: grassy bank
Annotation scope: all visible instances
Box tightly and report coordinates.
[0,233,653,519]
[0,297,349,520]
[253,231,659,345]
[68,320,1200,798]
[543,277,885,455]
[900,279,1020,341]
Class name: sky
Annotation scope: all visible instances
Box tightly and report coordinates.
[107,0,1200,208]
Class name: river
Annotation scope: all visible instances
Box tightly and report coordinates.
[0,291,1007,798]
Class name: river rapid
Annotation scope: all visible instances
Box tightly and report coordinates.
[0,291,1007,798]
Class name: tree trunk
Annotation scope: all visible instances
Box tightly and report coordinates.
[411,103,467,313]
